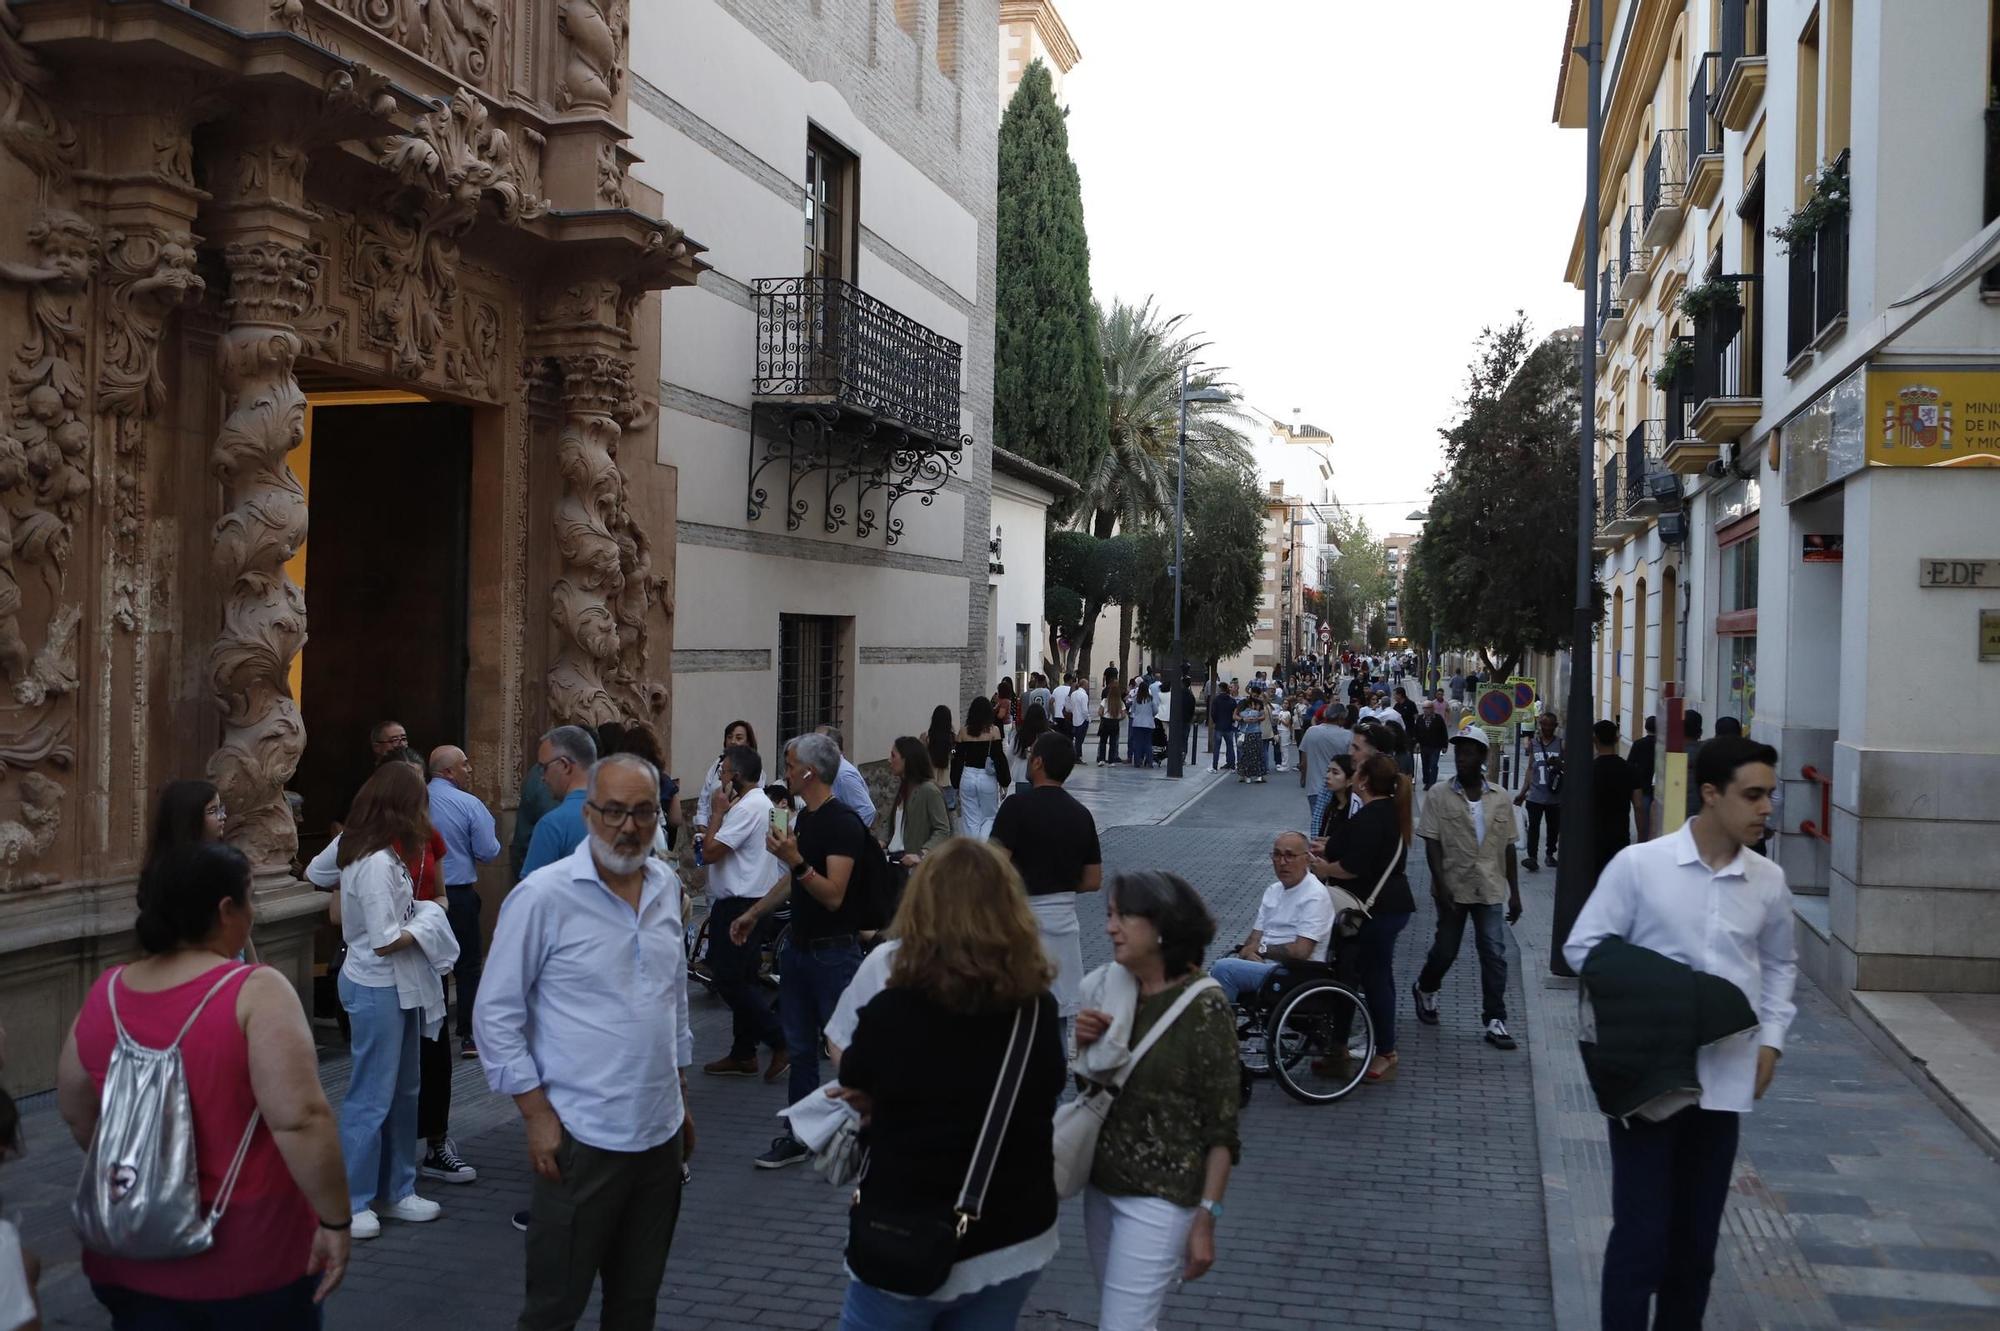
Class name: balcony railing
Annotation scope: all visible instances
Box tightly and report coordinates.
[1690,274,1763,437]
[1986,106,2000,293]
[1643,130,1686,237]
[1662,338,1697,440]
[1625,420,1673,511]
[749,275,965,542]
[1600,456,1622,529]
[1597,261,1626,334]
[1783,151,1851,364]
[1690,54,1719,160]
[1719,0,1766,92]
[753,276,963,445]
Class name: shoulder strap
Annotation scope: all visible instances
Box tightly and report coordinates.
[108,964,251,1052]
[1113,977,1221,1088]
[1357,834,1403,915]
[955,1000,1038,1226]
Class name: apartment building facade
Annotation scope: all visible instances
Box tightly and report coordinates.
[1557,0,2000,1000]
[629,0,1000,787]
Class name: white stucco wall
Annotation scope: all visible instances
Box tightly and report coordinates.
[990,478,1052,693]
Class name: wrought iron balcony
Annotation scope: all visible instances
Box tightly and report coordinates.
[1688,53,1724,208]
[1782,151,1850,366]
[1598,262,1627,338]
[1715,0,1768,131]
[1643,129,1687,246]
[1689,274,1763,443]
[748,276,967,545]
[1620,206,1651,299]
[1986,105,2000,294]
[1624,420,1678,516]
[1594,456,1624,550]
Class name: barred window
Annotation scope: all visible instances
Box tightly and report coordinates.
[780,614,847,745]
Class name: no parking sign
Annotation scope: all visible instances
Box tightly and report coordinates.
[1475,687,1515,729]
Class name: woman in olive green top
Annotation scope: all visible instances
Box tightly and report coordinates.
[1075,870,1239,1331]
[881,737,951,909]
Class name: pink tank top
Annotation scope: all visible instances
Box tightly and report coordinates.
[72,963,318,1299]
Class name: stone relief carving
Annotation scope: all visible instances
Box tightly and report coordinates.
[353,89,545,377]
[277,0,499,88]
[595,141,628,209]
[100,228,205,631]
[441,293,501,397]
[207,239,313,867]
[556,0,628,113]
[547,353,626,727]
[0,770,62,891]
[0,210,97,691]
[0,10,78,185]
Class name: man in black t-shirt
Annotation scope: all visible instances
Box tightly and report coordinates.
[991,732,1102,1026]
[1626,715,1658,839]
[1591,720,1646,880]
[735,731,870,1169]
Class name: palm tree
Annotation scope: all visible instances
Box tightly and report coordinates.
[1072,298,1253,673]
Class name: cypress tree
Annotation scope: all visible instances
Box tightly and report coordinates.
[996,60,1108,520]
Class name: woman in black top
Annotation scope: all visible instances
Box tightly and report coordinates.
[927,706,958,818]
[1314,753,1414,1083]
[834,839,1065,1328]
[951,698,1010,841]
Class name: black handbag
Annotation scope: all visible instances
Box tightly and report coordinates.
[845,1001,1038,1297]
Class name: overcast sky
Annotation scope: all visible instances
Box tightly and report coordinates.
[1056,0,1583,538]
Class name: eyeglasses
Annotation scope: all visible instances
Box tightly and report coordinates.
[587,801,660,827]
[1271,850,1304,860]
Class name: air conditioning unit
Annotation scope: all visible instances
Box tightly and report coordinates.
[1657,510,1690,545]
[1647,469,1683,505]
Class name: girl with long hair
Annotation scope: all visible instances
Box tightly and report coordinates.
[951,697,1010,841]
[1312,754,1414,1084]
[145,780,227,868]
[883,736,951,908]
[926,706,957,818]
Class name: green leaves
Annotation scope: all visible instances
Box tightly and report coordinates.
[997,61,1108,521]
[1128,467,1265,669]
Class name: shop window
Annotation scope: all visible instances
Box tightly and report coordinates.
[1722,532,1760,612]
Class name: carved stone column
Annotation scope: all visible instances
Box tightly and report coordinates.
[205,238,313,866]
[547,352,628,728]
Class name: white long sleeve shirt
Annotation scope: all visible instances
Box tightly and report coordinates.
[475,841,694,1152]
[1563,820,1798,1114]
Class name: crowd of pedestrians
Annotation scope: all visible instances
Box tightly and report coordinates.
[20,645,1795,1331]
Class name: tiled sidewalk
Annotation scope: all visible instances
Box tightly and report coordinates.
[1514,865,2000,1330]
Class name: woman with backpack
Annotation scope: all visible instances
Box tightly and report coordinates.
[56,841,351,1324]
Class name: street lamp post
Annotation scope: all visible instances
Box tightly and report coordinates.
[1169,366,1231,779]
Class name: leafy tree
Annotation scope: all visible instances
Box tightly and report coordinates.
[1316,511,1392,650]
[1414,316,1601,678]
[997,61,1107,519]
[1129,465,1264,676]
[1366,614,1389,654]
[1045,530,1137,673]
[1071,298,1253,674]
[1400,550,1438,681]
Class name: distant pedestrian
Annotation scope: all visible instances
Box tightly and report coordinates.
[1516,712,1564,872]
[881,735,951,904]
[993,677,1017,735]
[991,732,1103,1025]
[1413,721,1522,1051]
[1413,701,1449,789]
[1591,720,1649,877]
[1628,715,1658,839]
[1565,737,1796,1331]
[1025,672,1051,719]
[815,726,878,828]
[1681,709,1706,825]
[1234,696,1267,783]
[477,755,695,1330]
[692,720,758,861]
[1073,871,1239,1331]
[1011,702,1050,791]
[1207,681,1237,771]
[951,697,1010,841]
[926,706,958,819]
[1129,676,1157,769]
[696,745,787,1082]
[1450,672,1465,704]
[1299,705,1351,829]
[425,748,497,1068]
[1097,673,1126,766]
[1065,672,1093,760]
[1050,674,1076,753]
[741,733,874,1170]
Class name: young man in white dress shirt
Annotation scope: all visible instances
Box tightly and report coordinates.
[1563,736,1797,1331]
[476,754,695,1331]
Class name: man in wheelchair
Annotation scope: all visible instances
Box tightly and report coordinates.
[1210,831,1337,1008]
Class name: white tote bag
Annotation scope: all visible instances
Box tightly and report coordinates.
[1051,977,1219,1199]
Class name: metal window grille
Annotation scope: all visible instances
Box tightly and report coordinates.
[779,614,846,744]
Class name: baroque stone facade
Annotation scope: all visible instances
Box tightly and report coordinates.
[0,0,703,1090]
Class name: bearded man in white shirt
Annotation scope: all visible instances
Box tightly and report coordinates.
[1563,736,1796,1331]
[1209,831,1335,1004]
[477,754,695,1331]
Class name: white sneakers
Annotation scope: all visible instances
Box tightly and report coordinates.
[353,1193,444,1239]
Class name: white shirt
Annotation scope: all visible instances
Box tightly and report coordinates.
[1253,877,1336,963]
[339,849,415,988]
[1563,820,1798,1114]
[475,841,694,1152]
[1049,684,1073,723]
[825,939,900,1055]
[706,787,781,901]
[1065,687,1090,728]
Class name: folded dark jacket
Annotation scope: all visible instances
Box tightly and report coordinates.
[1577,937,1757,1120]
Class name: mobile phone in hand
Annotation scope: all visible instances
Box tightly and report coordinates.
[770,806,790,838]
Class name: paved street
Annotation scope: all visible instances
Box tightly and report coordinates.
[10,751,2000,1328]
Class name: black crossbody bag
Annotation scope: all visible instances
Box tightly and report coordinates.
[846,1000,1038,1297]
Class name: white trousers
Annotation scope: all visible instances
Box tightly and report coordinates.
[1084,1186,1197,1331]
[958,767,1000,841]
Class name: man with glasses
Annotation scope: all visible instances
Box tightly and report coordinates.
[1208,831,1335,1005]
[477,753,695,1330]
[518,726,598,880]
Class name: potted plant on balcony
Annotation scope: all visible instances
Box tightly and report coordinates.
[1652,338,1693,387]
[1771,158,1850,254]
[1679,278,1741,322]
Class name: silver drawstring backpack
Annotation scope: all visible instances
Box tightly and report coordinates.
[72,965,262,1260]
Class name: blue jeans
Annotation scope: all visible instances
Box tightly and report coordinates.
[1345,911,1410,1055]
[1417,901,1509,1024]
[93,1275,321,1330]
[1129,721,1154,767]
[780,937,865,1107]
[1210,957,1278,1005]
[336,972,421,1212]
[840,1272,1039,1331]
[446,885,483,1040]
[1210,724,1236,769]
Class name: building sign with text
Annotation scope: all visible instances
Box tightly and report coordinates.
[1784,366,2000,502]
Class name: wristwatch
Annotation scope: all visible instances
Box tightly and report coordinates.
[1197,1198,1223,1221]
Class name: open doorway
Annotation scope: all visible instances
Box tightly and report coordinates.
[289,395,473,853]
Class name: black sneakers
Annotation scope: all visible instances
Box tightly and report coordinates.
[1485,1019,1518,1050]
[420,1138,476,1184]
[1412,982,1440,1026]
[754,1135,810,1170]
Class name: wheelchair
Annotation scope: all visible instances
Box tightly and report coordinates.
[1233,958,1374,1105]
